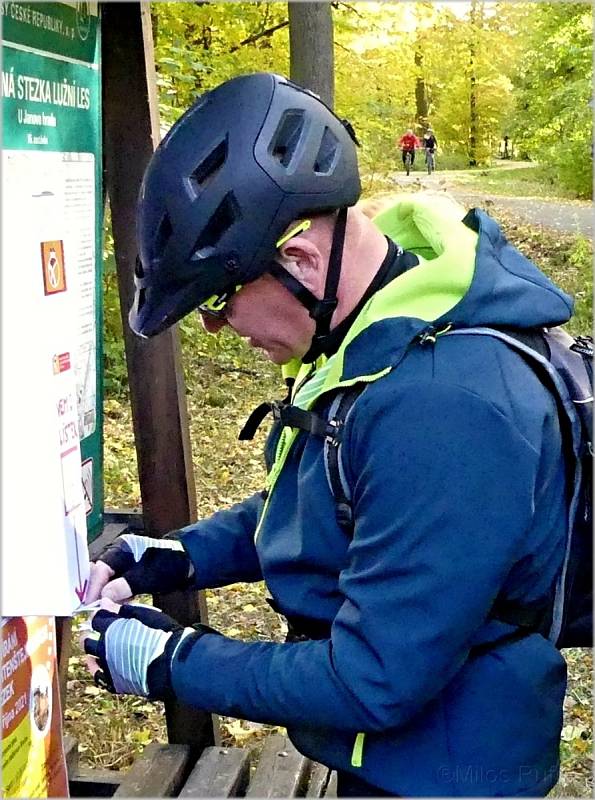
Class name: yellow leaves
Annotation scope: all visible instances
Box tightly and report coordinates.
[104,398,125,418]
[84,685,102,697]
[572,738,591,755]
[220,718,278,746]
[131,729,152,746]
[223,719,255,741]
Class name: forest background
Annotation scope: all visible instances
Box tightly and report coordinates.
[150,0,592,196]
[68,2,593,797]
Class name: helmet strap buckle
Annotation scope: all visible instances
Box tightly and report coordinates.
[309,297,338,323]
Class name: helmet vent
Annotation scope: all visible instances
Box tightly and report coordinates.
[189,137,228,194]
[314,127,339,174]
[154,213,173,256]
[192,191,239,258]
[270,110,305,167]
[136,287,146,312]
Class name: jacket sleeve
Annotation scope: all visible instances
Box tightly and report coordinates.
[169,380,541,731]
[176,492,264,588]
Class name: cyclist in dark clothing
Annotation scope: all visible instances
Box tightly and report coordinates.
[423,129,438,173]
[423,128,437,152]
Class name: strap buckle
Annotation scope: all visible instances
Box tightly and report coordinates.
[310,297,338,322]
[325,418,343,447]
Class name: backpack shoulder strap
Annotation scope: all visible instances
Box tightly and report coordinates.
[324,385,367,531]
[545,328,593,444]
[443,327,583,456]
[443,326,587,645]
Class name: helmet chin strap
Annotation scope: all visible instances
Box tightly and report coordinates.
[267,207,348,364]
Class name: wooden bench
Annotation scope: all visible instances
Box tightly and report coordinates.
[66,734,337,798]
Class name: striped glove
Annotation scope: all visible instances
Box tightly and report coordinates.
[83,603,207,699]
[93,533,195,598]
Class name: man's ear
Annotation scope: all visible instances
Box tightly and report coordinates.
[278,237,326,296]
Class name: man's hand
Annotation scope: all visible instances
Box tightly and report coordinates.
[81,599,199,700]
[85,533,195,604]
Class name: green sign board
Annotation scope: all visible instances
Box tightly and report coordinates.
[2,1,103,541]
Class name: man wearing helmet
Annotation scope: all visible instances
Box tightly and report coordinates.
[83,73,571,797]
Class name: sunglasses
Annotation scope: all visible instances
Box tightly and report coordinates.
[198,219,312,320]
[198,285,241,320]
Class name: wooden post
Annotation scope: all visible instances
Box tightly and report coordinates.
[288,2,335,108]
[101,1,217,751]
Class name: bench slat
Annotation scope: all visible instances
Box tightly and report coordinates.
[246,735,311,798]
[324,770,338,797]
[178,746,250,797]
[306,762,332,797]
[114,743,193,797]
[69,769,122,798]
[64,734,79,777]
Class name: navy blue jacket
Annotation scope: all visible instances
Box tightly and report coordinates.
[171,203,572,796]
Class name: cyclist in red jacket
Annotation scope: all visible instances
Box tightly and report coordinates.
[397,129,421,166]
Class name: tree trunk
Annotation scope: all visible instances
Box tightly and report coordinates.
[469,65,477,165]
[414,47,429,131]
[288,2,334,108]
[102,1,217,752]
[468,0,483,166]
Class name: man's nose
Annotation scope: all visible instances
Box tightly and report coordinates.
[199,313,227,334]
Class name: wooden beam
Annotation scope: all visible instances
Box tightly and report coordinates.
[101,2,197,541]
[55,617,72,717]
[100,1,216,751]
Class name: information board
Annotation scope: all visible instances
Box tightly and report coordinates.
[1,617,69,798]
[2,1,103,541]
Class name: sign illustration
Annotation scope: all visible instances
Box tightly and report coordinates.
[41,240,66,295]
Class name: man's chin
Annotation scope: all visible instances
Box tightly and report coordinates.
[247,339,277,362]
[266,349,287,365]
[248,339,304,365]
[261,346,294,365]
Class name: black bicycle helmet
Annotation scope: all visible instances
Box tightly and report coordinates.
[131,72,361,338]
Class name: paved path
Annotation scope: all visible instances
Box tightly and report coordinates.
[389,171,593,238]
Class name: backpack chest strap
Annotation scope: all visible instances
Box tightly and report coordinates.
[239,399,345,443]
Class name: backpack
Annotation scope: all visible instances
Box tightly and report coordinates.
[320,326,592,649]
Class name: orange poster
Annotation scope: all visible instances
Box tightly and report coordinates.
[1,617,68,798]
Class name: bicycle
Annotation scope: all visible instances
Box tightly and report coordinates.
[402,149,414,176]
[425,148,436,175]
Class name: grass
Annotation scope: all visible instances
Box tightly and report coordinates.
[66,200,592,795]
[445,162,588,202]
[362,161,593,202]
